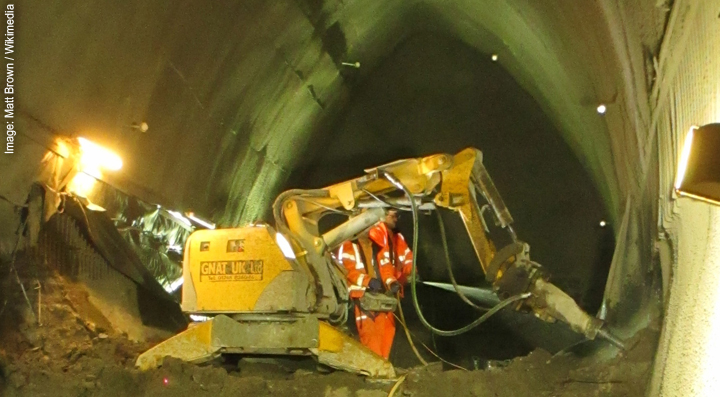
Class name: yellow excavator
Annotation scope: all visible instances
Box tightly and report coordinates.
[136,148,623,378]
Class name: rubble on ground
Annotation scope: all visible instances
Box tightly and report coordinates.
[0,270,655,396]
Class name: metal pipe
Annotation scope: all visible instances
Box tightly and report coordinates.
[321,207,385,250]
[356,198,436,211]
[597,327,627,350]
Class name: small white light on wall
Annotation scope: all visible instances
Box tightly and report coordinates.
[491,54,498,61]
[599,220,607,227]
[597,104,607,114]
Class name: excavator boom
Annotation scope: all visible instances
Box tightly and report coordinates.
[137,147,622,377]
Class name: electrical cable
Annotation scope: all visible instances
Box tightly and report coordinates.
[293,196,351,215]
[387,374,407,397]
[435,210,490,312]
[272,188,329,236]
[383,171,530,337]
[393,311,469,371]
[361,189,412,212]
[396,297,428,366]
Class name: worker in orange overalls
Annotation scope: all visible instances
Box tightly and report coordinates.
[337,208,414,359]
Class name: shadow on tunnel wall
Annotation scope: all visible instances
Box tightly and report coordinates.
[289,32,616,358]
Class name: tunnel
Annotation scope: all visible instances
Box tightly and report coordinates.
[0,1,719,396]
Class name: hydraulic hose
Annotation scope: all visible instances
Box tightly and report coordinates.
[435,210,489,312]
[383,172,530,337]
[272,188,329,236]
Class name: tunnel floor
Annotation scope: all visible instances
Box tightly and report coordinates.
[0,255,657,397]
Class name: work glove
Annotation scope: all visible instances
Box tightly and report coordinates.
[388,282,400,295]
[367,278,383,292]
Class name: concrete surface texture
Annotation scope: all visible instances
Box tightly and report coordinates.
[651,202,720,395]
[290,33,613,314]
[649,1,720,395]
[2,0,659,227]
[2,0,720,395]
[1,0,660,331]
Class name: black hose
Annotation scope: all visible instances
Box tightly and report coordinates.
[435,210,489,311]
[361,189,412,212]
[272,188,329,235]
[383,171,529,337]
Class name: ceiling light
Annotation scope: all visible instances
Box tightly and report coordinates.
[674,123,720,205]
[491,54,498,61]
[599,220,607,227]
[597,104,607,114]
[131,121,149,133]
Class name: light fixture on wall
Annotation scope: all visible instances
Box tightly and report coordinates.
[67,137,123,197]
[674,123,720,205]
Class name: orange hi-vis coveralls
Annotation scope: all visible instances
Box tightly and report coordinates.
[336,223,414,359]
[368,222,414,292]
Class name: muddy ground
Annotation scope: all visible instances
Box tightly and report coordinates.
[0,270,656,397]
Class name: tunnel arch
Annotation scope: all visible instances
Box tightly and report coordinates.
[11,1,652,229]
[3,0,688,392]
[2,0,662,353]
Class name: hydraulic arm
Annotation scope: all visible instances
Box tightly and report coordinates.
[274,148,623,346]
[138,147,622,378]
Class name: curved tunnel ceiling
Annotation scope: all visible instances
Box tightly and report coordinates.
[16,1,665,229]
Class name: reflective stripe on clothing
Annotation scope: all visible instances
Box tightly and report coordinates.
[338,241,370,292]
[354,306,396,359]
[352,243,365,269]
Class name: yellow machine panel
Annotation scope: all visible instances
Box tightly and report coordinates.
[181,225,294,313]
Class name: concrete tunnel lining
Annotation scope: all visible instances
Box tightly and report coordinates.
[5,0,653,227]
[4,0,718,395]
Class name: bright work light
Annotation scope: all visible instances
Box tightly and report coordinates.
[78,137,123,173]
[674,123,720,205]
[68,137,123,197]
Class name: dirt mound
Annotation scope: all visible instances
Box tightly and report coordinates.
[0,265,656,396]
[1,328,655,397]
[402,331,655,397]
[0,269,387,396]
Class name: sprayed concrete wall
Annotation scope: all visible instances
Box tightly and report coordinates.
[2,0,661,231]
[1,0,662,340]
[650,1,720,395]
[9,1,720,394]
